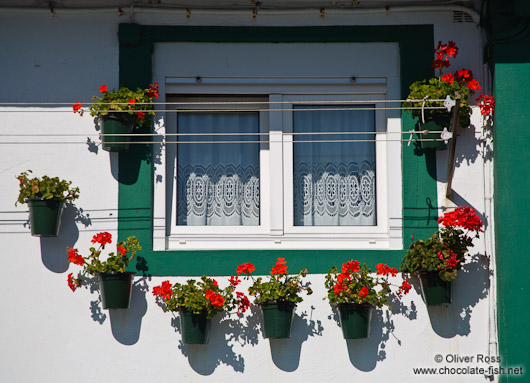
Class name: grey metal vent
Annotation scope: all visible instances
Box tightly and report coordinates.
[453,10,474,23]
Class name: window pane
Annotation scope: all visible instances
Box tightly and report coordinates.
[293,105,376,226]
[177,112,260,226]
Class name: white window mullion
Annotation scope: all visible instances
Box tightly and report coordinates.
[269,94,284,236]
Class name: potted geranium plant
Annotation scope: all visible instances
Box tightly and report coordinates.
[404,41,482,150]
[73,82,159,152]
[325,260,411,339]
[400,206,483,306]
[16,170,80,237]
[152,276,250,344]
[237,258,313,339]
[67,232,141,309]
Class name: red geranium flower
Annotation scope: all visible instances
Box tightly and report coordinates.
[91,232,112,247]
[117,245,126,257]
[236,291,250,315]
[441,73,455,84]
[137,112,146,119]
[333,282,347,295]
[229,275,241,287]
[466,79,481,90]
[336,271,351,283]
[236,262,255,275]
[152,280,173,300]
[432,58,450,70]
[398,278,412,295]
[456,69,472,80]
[375,263,398,277]
[67,273,80,292]
[67,248,85,266]
[358,286,370,298]
[146,82,159,99]
[128,99,136,103]
[205,289,224,308]
[476,94,495,116]
[438,206,484,232]
[72,101,82,114]
[99,85,108,93]
[341,260,360,274]
[445,41,458,58]
[271,257,288,275]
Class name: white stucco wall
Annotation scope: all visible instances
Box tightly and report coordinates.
[0,8,496,383]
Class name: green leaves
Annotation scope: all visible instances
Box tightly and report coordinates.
[88,85,156,127]
[158,276,240,319]
[79,236,142,275]
[248,269,312,304]
[400,226,475,282]
[404,77,472,129]
[324,262,392,308]
[16,170,80,205]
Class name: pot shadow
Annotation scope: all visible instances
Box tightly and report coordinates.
[109,277,149,345]
[111,125,163,185]
[427,253,491,338]
[39,204,91,273]
[326,294,417,371]
[172,310,256,375]
[268,306,324,372]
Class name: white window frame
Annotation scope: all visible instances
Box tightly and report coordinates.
[167,96,271,237]
[154,81,402,250]
[152,42,403,251]
[281,94,388,237]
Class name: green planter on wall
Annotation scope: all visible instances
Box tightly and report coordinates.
[416,114,451,150]
[337,303,373,339]
[180,311,212,344]
[260,302,296,339]
[27,198,65,237]
[99,116,133,152]
[419,271,452,306]
[97,272,135,309]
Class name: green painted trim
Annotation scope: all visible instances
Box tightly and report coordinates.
[494,63,530,382]
[118,24,439,276]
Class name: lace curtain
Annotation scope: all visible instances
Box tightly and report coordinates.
[293,106,376,226]
[177,112,260,226]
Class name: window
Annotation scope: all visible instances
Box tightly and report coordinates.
[152,42,402,250]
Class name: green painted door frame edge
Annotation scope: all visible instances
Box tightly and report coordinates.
[486,2,530,380]
[117,24,439,276]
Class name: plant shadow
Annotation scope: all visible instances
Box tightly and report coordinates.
[40,203,91,273]
[109,277,149,345]
[268,306,324,372]
[426,253,491,338]
[326,295,417,371]
[172,307,261,375]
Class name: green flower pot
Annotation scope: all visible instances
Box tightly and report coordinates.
[99,116,133,152]
[180,311,212,344]
[260,302,296,339]
[416,114,451,150]
[337,303,373,339]
[419,271,452,306]
[97,272,135,309]
[27,198,65,237]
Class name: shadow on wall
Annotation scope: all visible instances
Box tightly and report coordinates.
[269,306,324,372]
[172,309,259,374]
[80,276,150,344]
[324,295,418,372]
[110,277,150,345]
[170,304,323,374]
[427,253,491,338]
[39,203,91,273]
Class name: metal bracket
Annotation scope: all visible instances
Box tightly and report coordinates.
[441,128,453,144]
[444,95,456,112]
